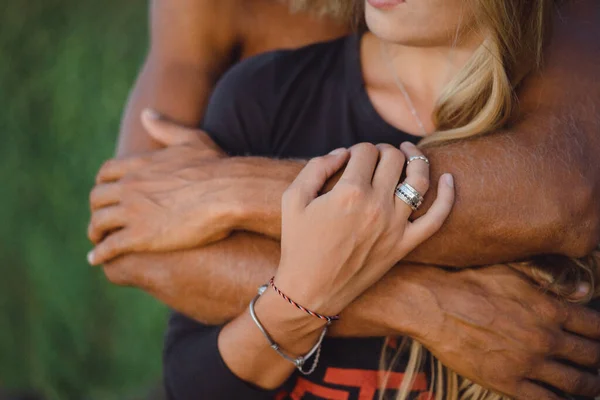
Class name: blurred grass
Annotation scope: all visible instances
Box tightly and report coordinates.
[0,1,168,399]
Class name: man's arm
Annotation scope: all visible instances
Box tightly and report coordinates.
[106,238,600,398]
[409,0,600,264]
[116,0,239,156]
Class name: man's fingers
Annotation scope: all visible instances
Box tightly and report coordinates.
[510,262,591,301]
[554,333,600,368]
[339,143,379,187]
[563,304,600,340]
[96,158,145,184]
[88,229,137,266]
[89,183,120,210]
[514,381,562,400]
[87,206,127,244]
[400,174,454,250]
[142,109,209,147]
[284,150,349,210]
[530,361,600,397]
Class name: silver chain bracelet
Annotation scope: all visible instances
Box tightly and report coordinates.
[249,284,330,375]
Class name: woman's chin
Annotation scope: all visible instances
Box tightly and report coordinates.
[366,15,454,48]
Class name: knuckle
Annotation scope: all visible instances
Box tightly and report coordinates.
[353,142,378,156]
[339,182,365,202]
[308,156,324,166]
[383,146,405,162]
[535,331,558,353]
[536,300,562,323]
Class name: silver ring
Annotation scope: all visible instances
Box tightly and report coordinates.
[407,156,430,166]
[394,182,424,211]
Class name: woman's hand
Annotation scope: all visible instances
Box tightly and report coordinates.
[274,142,455,317]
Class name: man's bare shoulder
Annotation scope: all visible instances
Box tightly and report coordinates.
[149,0,243,65]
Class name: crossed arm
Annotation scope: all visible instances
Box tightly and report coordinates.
[93,0,600,324]
[87,2,600,397]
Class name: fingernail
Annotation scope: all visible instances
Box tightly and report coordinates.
[443,173,454,188]
[143,108,160,120]
[401,142,415,149]
[87,250,95,265]
[329,148,346,155]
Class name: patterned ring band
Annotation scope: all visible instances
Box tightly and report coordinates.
[394,182,424,211]
[407,155,430,166]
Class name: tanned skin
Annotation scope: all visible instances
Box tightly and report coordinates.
[90,0,600,398]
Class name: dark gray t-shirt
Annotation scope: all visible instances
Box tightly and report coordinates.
[163,33,428,400]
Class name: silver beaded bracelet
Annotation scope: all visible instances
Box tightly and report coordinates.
[249,284,330,375]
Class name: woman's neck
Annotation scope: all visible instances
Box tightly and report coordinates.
[360,31,483,135]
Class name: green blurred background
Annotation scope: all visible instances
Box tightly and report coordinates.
[1,1,168,399]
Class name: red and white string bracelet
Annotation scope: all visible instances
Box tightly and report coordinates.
[269,276,340,323]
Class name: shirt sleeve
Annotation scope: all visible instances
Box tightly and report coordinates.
[163,52,285,400]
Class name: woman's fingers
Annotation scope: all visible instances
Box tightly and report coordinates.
[400,174,454,251]
[372,144,405,195]
[400,142,430,196]
[284,149,350,210]
[87,206,127,244]
[339,143,380,187]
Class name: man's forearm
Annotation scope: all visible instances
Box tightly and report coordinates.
[105,232,413,337]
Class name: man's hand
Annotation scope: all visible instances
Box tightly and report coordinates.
[391,265,600,399]
[87,111,302,265]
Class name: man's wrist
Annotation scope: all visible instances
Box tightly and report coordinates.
[231,157,304,238]
[331,265,443,339]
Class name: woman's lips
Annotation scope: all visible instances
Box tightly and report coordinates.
[367,0,405,10]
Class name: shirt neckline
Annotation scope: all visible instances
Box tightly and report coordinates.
[344,32,423,144]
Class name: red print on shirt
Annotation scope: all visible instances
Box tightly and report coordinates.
[282,367,429,399]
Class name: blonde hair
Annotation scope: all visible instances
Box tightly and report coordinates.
[422,0,553,146]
